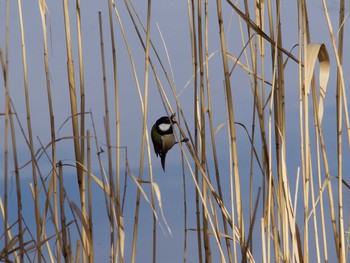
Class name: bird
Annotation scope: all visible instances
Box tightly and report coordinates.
[151,114,188,171]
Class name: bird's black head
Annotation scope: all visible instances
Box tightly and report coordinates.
[155,115,176,135]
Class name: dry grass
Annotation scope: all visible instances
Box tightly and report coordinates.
[1,0,349,262]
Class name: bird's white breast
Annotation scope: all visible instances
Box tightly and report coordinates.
[158,123,171,132]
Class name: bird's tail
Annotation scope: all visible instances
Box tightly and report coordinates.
[160,153,166,172]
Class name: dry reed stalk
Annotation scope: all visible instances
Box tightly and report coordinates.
[76,0,86,188]
[181,141,188,263]
[86,130,94,262]
[3,115,9,261]
[204,0,233,260]
[75,3,88,260]
[94,9,139,260]
[62,0,82,200]
[305,46,329,262]
[58,162,69,262]
[321,0,348,261]
[265,1,279,259]
[128,0,154,261]
[336,0,346,261]
[296,2,308,262]
[17,0,43,261]
[239,2,274,259]
[37,0,61,260]
[146,130,157,263]
[34,139,60,262]
[98,11,117,262]
[302,4,311,260]
[216,0,245,252]
[121,147,128,213]
[106,1,124,260]
[206,4,233,263]
[240,2,258,257]
[9,96,24,262]
[3,1,10,261]
[321,1,350,150]
[196,0,213,261]
[80,155,87,263]
[144,1,155,262]
[276,5,290,260]
[89,110,114,246]
[309,156,321,262]
[104,4,147,260]
[187,1,203,261]
[75,240,81,263]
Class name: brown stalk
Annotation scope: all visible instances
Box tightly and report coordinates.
[17,0,42,260]
[187,0,203,261]
[106,0,124,260]
[335,0,346,261]
[75,2,87,259]
[216,0,245,249]
[10,102,24,262]
[38,0,60,260]
[3,1,10,262]
[86,130,94,262]
[58,162,69,263]
[130,0,153,261]
[62,0,82,200]
[98,11,120,262]
[196,0,212,261]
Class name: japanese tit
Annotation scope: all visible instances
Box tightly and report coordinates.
[151,114,188,171]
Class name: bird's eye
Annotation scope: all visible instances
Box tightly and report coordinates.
[158,123,171,132]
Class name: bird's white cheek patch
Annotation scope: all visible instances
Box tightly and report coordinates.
[158,123,171,132]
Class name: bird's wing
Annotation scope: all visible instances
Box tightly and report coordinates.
[151,124,162,156]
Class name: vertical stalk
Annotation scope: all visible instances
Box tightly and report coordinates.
[62,0,82,199]
[75,0,88,255]
[182,138,188,263]
[336,0,345,261]
[301,0,310,261]
[38,0,60,260]
[9,100,24,262]
[131,0,152,262]
[87,130,94,262]
[188,0,203,260]
[3,1,10,261]
[106,0,124,260]
[217,0,244,246]
[76,0,85,183]
[17,0,42,260]
[98,12,116,262]
[75,8,87,261]
[197,0,212,262]
[204,0,232,261]
[59,162,69,263]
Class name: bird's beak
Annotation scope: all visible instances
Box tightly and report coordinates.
[170,114,177,124]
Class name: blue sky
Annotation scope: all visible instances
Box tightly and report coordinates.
[1,0,350,262]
